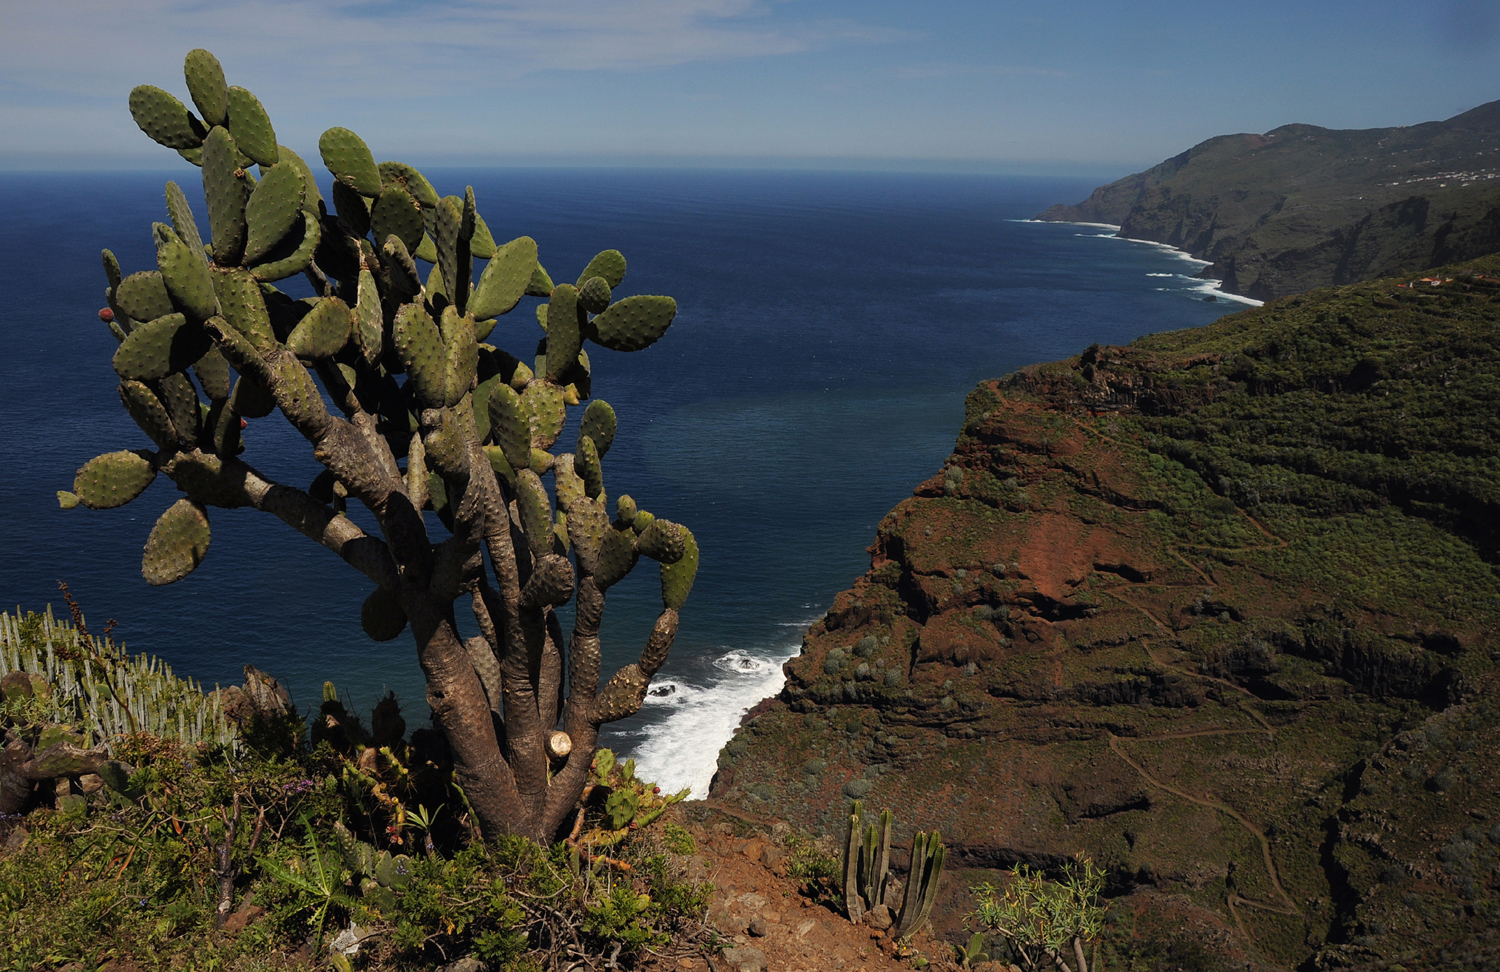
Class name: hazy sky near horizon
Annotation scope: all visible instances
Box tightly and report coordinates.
[3,0,1498,173]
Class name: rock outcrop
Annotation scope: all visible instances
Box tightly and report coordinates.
[712,257,1500,970]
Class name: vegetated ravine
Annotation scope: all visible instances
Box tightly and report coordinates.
[712,255,1500,971]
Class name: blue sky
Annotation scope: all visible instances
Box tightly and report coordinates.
[2,0,1497,173]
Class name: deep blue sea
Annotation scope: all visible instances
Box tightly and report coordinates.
[0,168,1251,795]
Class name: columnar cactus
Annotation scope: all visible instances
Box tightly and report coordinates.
[894,828,946,941]
[65,50,698,842]
[843,800,894,922]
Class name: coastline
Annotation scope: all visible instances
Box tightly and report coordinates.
[1014,218,1264,307]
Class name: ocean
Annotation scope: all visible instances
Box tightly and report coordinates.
[0,168,1252,797]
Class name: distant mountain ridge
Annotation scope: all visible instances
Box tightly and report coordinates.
[1039,100,1500,299]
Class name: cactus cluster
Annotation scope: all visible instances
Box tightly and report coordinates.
[68,50,698,842]
[0,607,236,752]
[329,819,415,913]
[841,800,946,941]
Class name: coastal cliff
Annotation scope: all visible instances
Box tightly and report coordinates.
[711,257,1500,970]
[1038,101,1500,301]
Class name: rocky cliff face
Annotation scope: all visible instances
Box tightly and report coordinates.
[1039,102,1500,301]
[710,257,1500,970]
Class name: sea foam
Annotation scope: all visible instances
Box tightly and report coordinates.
[629,637,805,798]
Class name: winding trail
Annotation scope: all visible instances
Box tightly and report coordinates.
[1063,414,1305,942]
[1107,733,1301,919]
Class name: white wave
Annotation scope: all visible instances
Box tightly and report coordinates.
[1029,221,1265,306]
[628,643,799,799]
[1183,276,1263,306]
[1010,218,1122,230]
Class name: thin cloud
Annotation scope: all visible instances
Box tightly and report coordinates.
[895,63,1070,80]
[1,0,858,97]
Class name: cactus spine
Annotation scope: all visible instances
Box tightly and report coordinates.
[69,49,698,844]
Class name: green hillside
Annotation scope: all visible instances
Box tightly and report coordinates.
[1040,101,1500,299]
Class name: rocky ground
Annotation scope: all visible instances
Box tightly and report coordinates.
[710,259,1500,970]
[642,802,966,972]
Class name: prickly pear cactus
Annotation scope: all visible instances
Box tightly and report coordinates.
[71,49,698,844]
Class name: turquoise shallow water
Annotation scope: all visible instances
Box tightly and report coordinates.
[0,168,1246,793]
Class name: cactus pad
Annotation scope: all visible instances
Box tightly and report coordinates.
[393,303,447,409]
[183,49,228,127]
[209,268,276,350]
[354,270,383,365]
[112,313,209,381]
[370,185,424,253]
[129,85,205,150]
[248,208,320,282]
[615,494,637,525]
[277,145,323,213]
[157,224,221,321]
[520,380,566,450]
[469,235,537,320]
[576,249,626,290]
[636,519,685,564]
[225,86,277,167]
[579,399,617,456]
[483,445,516,488]
[332,180,371,238]
[142,498,211,585]
[118,380,178,450]
[515,469,554,562]
[243,162,304,263]
[375,853,415,889]
[567,495,609,574]
[544,284,583,382]
[578,275,612,314]
[423,407,468,478]
[201,127,249,266]
[173,452,250,507]
[659,525,699,610]
[361,589,408,641]
[377,162,439,209]
[486,382,530,471]
[285,296,352,359]
[440,306,478,408]
[116,271,175,323]
[595,525,639,589]
[164,181,209,267]
[596,663,650,724]
[269,355,325,427]
[74,450,157,510]
[586,295,676,352]
[431,196,467,312]
[319,127,382,197]
[576,434,604,500]
[414,233,438,264]
[194,346,232,402]
[382,235,422,296]
[156,373,202,445]
[470,212,497,260]
[526,263,554,297]
[230,374,275,418]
